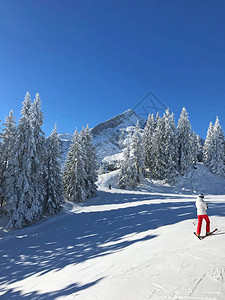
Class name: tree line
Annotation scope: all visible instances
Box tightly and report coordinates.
[0,92,98,228]
[118,107,225,188]
[1,93,224,227]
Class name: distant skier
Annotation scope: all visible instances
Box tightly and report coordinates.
[109,184,112,190]
[195,193,210,237]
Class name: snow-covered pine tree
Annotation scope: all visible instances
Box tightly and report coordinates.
[196,134,204,162]
[27,92,47,218]
[5,92,32,227]
[177,107,192,175]
[63,129,87,202]
[118,146,132,189]
[150,115,165,179]
[191,131,198,167]
[129,121,145,187]
[208,117,225,176]
[162,108,178,181]
[80,125,98,198]
[5,92,46,228]
[143,113,155,172]
[0,110,16,208]
[44,124,64,215]
[203,122,214,166]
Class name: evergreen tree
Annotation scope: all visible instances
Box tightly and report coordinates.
[209,117,225,176]
[151,115,166,179]
[45,124,64,215]
[191,131,198,167]
[27,92,46,217]
[63,130,87,202]
[5,92,46,228]
[177,107,192,175]
[162,109,178,181]
[0,110,16,208]
[203,122,214,165]
[129,121,145,187]
[80,125,98,198]
[143,113,155,171]
[196,134,204,162]
[118,146,132,189]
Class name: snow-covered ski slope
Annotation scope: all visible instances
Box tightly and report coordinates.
[1,164,225,299]
[99,163,225,195]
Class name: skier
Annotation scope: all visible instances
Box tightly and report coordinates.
[195,193,210,237]
[109,184,112,190]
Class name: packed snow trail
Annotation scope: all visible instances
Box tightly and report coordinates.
[1,173,225,298]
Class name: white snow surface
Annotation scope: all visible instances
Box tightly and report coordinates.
[1,163,225,299]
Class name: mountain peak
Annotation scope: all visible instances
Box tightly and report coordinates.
[59,109,146,163]
[91,109,144,137]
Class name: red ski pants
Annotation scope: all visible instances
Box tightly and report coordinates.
[197,214,210,235]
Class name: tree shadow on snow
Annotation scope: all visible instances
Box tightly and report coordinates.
[0,278,103,300]
[0,190,225,298]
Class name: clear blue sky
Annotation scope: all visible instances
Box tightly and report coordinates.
[0,0,225,138]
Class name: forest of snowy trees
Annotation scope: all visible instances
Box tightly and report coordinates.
[1,92,225,228]
[118,107,225,189]
[0,92,98,228]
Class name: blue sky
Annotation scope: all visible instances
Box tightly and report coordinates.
[0,0,225,138]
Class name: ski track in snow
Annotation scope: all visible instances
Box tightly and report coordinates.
[1,164,225,299]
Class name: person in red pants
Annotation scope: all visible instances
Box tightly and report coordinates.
[196,193,210,237]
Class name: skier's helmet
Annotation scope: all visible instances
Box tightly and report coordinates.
[198,193,204,199]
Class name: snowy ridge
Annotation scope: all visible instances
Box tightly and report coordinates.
[91,109,145,136]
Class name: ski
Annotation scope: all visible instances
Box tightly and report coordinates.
[194,232,202,240]
[194,228,218,240]
[200,228,218,240]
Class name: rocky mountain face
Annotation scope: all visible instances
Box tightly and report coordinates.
[58,109,145,167]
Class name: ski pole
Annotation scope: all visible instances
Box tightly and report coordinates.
[193,219,197,226]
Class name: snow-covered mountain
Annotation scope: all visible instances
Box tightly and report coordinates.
[59,109,145,164]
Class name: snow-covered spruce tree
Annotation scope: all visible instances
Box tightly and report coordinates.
[63,129,87,202]
[191,131,198,167]
[118,146,132,189]
[208,117,225,176]
[203,122,214,166]
[5,92,32,227]
[129,121,145,188]
[150,115,166,179]
[161,108,178,181]
[143,113,155,172]
[80,125,98,198]
[44,124,64,215]
[0,110,16,208]
[177,107,192,175]
[149,110,177,181]
[5,92,46,228]
[27,93,47,215]
[196,134,204,162]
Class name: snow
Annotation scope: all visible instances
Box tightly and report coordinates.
[1,163,225,299]
[59,110,144,163]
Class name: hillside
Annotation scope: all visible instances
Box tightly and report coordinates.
[98,162,225,195]
[1,163,225,299]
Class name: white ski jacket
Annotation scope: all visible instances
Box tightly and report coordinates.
[196,196,208,215]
